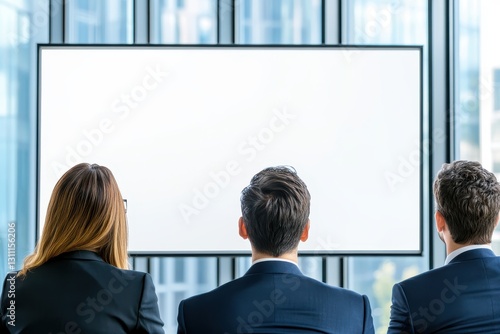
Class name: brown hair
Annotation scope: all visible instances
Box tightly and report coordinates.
[434,160,500,244]
[19,163,128,276]
[240,166,310,256]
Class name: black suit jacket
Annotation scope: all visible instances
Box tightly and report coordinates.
[177,260,374,333]
[388,248,500,333]
[0,250,164,334]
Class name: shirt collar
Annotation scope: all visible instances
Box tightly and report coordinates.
[245,258,303,277]
[444,244,492,265]
[252,257,299,268]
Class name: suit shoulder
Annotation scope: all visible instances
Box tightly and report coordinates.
[396,266,443,286]
[68,261,152,289]
[299,274,367,299]
[117,267,149,277]
[394,263,465,292]
[111,267,151,284]
[181,275,243,304]
[397,256,500,290]
[182,272,366,305]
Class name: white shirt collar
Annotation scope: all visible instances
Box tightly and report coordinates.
[444,244,492,265]
[252,257,299,267]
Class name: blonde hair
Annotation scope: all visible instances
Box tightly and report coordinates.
[19,163,128,276]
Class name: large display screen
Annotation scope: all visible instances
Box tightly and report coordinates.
[38,46,422,255]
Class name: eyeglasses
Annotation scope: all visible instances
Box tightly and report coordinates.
[123,199,127,213]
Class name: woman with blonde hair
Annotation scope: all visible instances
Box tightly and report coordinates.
[0,163,164,333]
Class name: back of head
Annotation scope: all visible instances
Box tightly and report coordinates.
[240,166,310,257]
[434,160,500,244]
[20,163,128,276]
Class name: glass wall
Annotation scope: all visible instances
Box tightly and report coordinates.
[150,0,217,44]
[236,0,322,44]
[0,0,48,281]
[455,0,480,162]
[149,257,217,333]
[65,0,133,43]
[455,0,500,252]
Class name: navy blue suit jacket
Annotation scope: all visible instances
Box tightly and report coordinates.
[177,260,374,333]
[0,251,164,334]
[388,248,500,333]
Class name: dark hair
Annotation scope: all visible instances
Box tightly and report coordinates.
[240,166,311,256]
[434,160,500,244]
[20,163,128,276]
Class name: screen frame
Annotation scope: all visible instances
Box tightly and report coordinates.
[36,44,424,256]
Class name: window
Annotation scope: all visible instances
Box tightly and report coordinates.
[455,0,480,162]
[0,0,48,281]
[65,0,134,43]
[150,0,217,44]
[149,257,217,333]
[236,0,322,44]
[455,0,500,253]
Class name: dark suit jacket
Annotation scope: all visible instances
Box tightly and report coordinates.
[0,250,164,334]
[388,248,500,333]
[177,260,374,333]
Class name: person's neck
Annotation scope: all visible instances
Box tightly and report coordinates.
[252,250,299,264]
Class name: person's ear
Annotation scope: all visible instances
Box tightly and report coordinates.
[238,217,248,240]
[435,210,446,233]
[300,220,310,242]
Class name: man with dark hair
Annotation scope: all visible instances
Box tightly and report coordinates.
[177,166,375,333]
[388,160,500,333]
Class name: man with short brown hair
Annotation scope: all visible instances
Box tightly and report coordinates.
[388,160,500,333]
[178,166,375,333]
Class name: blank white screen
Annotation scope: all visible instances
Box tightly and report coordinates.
[38,46,421,254]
